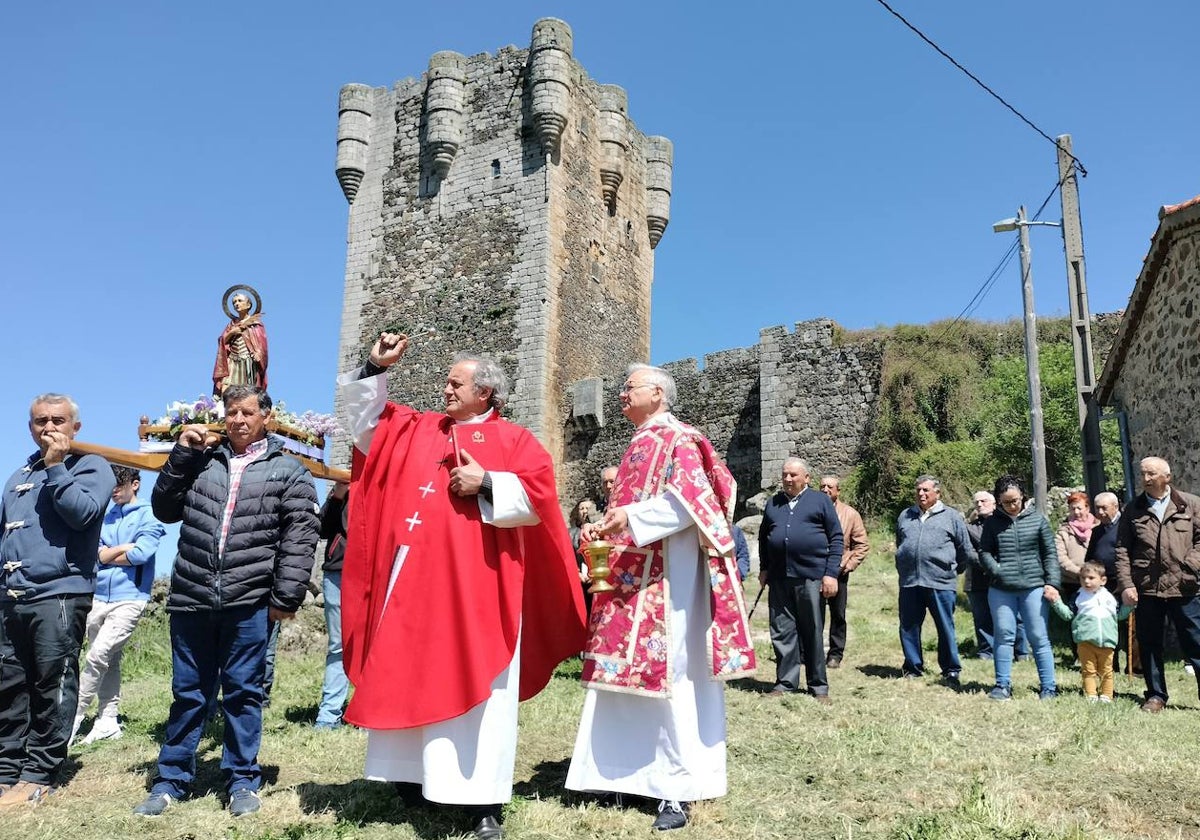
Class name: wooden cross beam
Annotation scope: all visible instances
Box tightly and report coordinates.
[68,440,351,483]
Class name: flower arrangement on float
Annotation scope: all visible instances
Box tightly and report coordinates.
[139,395,342,462]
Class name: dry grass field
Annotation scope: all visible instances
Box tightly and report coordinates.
[7,526,1200,840]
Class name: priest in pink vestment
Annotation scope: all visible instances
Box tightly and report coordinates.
[567,363,756,832]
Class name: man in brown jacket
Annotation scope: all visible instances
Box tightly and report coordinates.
[1115,456,1200,713]
[819,475,870,668]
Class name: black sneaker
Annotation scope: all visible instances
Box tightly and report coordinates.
[942,673,961,690]
[652,800,689,831]
[987,684,1012,702]
[133,793,174,817]
[228,789,261,817]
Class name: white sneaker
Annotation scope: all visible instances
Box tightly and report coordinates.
[81,719,123,744]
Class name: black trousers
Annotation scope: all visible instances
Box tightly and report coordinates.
[1135,594,1200,704]
[822,571,851,660]
[0,594,91,785]
[768,577,828,694]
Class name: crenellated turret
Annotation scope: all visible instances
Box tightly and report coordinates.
[597,85,627,212]
[644,136,673,248]
[335,84,373,203]
[424,51,467,178]
[528,18,573,157]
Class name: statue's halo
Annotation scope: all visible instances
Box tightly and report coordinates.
[222,284,263,319]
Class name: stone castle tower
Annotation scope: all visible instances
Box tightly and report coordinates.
[332,18,673,468]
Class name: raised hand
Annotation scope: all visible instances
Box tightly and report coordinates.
[369,332,409,369]
[39,429,72,466]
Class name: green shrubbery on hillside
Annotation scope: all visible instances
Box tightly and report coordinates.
[842,317,1123,517]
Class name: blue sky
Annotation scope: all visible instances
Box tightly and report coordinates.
[3,3,1196,573]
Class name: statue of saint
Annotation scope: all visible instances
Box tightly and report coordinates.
[212,285,268,397]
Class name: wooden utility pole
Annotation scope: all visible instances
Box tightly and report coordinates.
[1056,134,1106,498]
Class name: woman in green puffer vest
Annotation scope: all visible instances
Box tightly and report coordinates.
[978,475,1060,701]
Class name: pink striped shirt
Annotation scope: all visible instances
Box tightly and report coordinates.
[218,437,269,559]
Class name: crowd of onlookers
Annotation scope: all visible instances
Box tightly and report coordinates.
[749,452,1200,713]
[5,385,1199,836]
[567,454,1200,714]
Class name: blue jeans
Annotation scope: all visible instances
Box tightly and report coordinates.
[262,619,281,701]
[968,589,1028,660]
[317,572,349,725]
[152,606,268,798]
[898,586,961,677]
[988,588,1055,691]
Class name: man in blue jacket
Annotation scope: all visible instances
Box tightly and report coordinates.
[758,457,843,702]
[0,393,115,808]
[895,474,971,688]
[71,466,165,745]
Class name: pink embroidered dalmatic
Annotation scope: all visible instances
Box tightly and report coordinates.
[581,413,756,697]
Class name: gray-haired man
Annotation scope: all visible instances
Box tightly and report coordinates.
[895,474,971,687]
[0,394,115,808]
[337,332,585,840]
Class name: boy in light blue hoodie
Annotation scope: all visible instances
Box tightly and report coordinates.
[1047,561,1133,702]
[72,466,165,743]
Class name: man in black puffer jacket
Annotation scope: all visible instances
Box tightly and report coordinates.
[133,385,318,819]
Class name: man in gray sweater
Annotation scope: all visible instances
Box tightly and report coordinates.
[895,474,971,688]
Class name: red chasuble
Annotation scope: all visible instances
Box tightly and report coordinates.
[342,402,586,729]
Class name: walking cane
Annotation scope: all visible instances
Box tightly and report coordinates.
[747,584,766,621]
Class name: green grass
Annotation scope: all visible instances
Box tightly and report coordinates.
[11,527,1200,839]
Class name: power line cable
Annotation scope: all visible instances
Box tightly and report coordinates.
[933,174,1067,343]
[912,172,1065,352]
[871,0,1087,177]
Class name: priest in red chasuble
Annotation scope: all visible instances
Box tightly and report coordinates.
[566,363,756,832]
[339,332,586,840]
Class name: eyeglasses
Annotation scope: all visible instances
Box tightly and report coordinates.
[619,383,657,394]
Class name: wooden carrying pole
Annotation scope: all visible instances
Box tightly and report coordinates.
[69,440,351,484]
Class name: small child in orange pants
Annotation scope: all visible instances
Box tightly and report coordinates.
[1047,561,1134,701]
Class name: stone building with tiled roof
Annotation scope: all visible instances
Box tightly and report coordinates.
[1096,195,1200,492]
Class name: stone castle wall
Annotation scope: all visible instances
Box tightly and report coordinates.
[557,320,881,516]
[759,319,882,487]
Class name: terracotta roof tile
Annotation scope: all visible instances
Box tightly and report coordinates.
[1160,194,1200,218]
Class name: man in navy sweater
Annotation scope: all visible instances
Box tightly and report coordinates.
[0,393,115,808]
[758,458,843,703]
